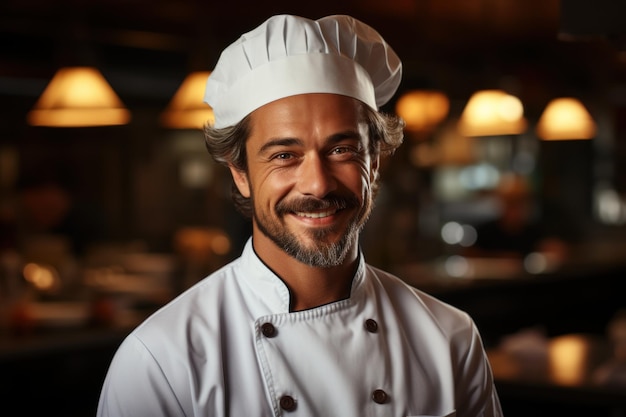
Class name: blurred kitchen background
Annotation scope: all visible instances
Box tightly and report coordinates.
[1,0,626,416]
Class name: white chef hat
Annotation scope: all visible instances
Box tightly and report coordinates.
[204,14,402,129]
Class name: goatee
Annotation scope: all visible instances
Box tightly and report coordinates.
[255,194,371,268]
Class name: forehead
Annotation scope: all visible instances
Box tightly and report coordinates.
[247,93,367,139]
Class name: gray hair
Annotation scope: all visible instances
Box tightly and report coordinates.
[204,104,404,218]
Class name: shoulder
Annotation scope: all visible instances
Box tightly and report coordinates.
[99,258,251,415]
[364,264,492,385]
[364,264,475,337]
[128,258,244,349]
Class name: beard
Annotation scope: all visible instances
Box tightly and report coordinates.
[253,193,373,268]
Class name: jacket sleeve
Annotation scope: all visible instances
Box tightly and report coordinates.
[97,334,186,417]
[454,316,503,417]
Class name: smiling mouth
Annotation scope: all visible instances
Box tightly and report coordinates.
[294,209,338,219]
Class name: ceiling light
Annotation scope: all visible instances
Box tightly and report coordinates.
[160,71,214,129]
[536,97,596,140]
[27,67,130,127]
[395,90,449,133]
[458,89,527,137]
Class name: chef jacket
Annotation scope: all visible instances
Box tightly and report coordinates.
[97,238,502,417]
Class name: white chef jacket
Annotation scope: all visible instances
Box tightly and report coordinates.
[97,238,502,417]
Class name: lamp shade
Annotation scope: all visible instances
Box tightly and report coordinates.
[27,67,130,127]
[536,97,596,140]
[161,71,214,129]
[458,89,527,137]
[395,90,449,133]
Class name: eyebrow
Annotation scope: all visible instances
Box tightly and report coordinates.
[258,130,363,154]
[258,137,303,154]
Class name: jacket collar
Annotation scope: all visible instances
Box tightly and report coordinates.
[238,238,366,314]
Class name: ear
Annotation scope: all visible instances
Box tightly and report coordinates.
[228,165,251,198]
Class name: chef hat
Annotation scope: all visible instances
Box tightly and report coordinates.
[204,14,402,128]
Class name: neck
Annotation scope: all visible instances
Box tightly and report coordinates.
[252,229,359,311]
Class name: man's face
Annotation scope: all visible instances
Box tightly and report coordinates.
[229,93,379,267]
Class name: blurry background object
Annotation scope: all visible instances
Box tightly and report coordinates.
[16,163,107,259]
[464,172,569,263]
[160,71,215,129]
[395,90,449,134]
[536,97,596,140]
[173,226,231,289]
[27,67,130,127]
[593,309,626,387]
[457,90,527,137]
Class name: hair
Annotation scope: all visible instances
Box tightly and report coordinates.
[204,103,405,218]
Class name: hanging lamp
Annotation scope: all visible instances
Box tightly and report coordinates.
[457,89,527,137]
[536,97,596,140]
[160,71,214,129]
[27,66,130,127]
[395,90,449,133]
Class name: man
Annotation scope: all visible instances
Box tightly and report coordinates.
[97,14,503,417]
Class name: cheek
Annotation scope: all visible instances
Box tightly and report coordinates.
[251,171,294,207]
[336,165,371,202]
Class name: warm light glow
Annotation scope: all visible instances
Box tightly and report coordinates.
[173,227,231,260]
[27,67,130,127]
[161,71,215,129]
[409,123,476,168]
[23,262,60,290]
[458,90,527,137]
[395,90,449,133]
[536,97,596,140]
[210,234,231,255]
[549,335,588,385]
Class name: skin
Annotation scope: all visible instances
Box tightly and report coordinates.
[229,93,380,311]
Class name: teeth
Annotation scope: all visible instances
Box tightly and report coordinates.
[295,210,336,218]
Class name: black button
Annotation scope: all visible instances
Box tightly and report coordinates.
[261,322,276,338]
[372,389,388,404]
[279,395,297,411]
[365,318,378,333]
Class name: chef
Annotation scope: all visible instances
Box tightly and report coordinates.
[97,14,503,417]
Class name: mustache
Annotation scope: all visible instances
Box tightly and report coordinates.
[275,194,360,215]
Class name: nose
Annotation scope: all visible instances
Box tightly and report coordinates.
[295,153,337,198]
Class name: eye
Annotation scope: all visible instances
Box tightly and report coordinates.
[331,146,350,155]
[329,145,360,160]
[271,152,295,161]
